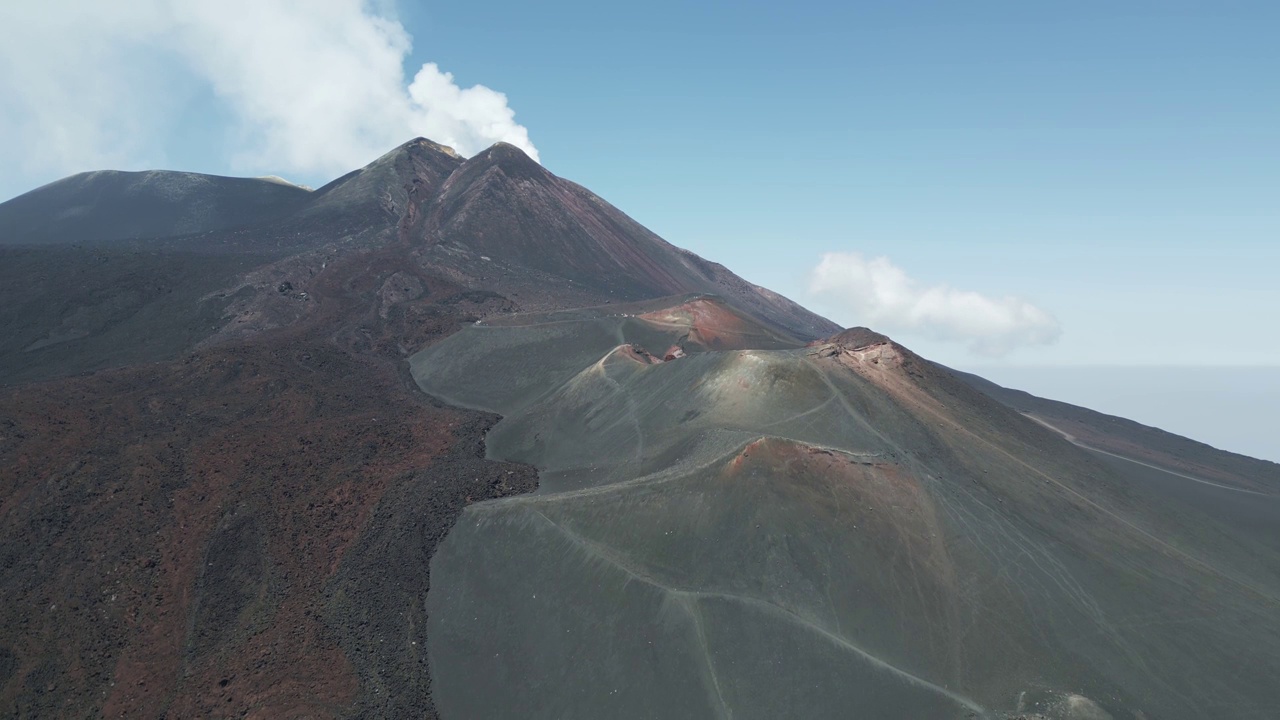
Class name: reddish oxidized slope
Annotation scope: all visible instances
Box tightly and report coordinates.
[0,247,536,718]
[638,296,802,350]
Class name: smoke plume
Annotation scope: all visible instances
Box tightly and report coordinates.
[0,0,539,196]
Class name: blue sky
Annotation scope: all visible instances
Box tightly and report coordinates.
[398,0,1280,368]
[2,1,1277,456]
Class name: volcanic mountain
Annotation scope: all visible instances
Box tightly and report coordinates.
[1,139,1277,719]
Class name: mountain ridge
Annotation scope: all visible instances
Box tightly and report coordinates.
[0,139,836,385]
[0,137,1276,719]
[0,169,313,245]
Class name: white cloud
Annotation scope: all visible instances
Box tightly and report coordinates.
[809,252,1062,356]
[0,0,538,196]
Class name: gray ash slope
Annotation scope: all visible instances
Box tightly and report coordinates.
[1,137,1278,719]
[412,298,1280,720]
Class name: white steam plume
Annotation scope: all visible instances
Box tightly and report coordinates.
[0,0,539,197]
[809,252,1061,356]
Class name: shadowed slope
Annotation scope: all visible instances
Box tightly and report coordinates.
[0,170,311,246]
[0,138,832,386]
[0,139,464,385]
[0,246,261,385]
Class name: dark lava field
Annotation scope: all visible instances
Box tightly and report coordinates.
[1,138,1277,719]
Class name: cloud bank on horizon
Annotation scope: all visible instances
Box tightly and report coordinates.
[809,252,1061,357]
[0,0,538,193]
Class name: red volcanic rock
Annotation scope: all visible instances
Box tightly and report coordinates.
[639,296,800,351]
[0,246,537,719]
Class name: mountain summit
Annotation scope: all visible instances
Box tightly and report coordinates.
[0,139,834,385]
[0,139,1276,719]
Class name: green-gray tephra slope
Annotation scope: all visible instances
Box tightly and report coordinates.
[410,296,1280,720]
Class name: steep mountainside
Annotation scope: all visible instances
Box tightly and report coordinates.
[411,142,837,337]
[0,138,834,386]
[1,138,1277,720]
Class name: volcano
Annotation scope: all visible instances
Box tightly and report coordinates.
[1,139,1276,719]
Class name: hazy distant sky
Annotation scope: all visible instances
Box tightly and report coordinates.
[1,4,1276,381]
[972,366,1280,463]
